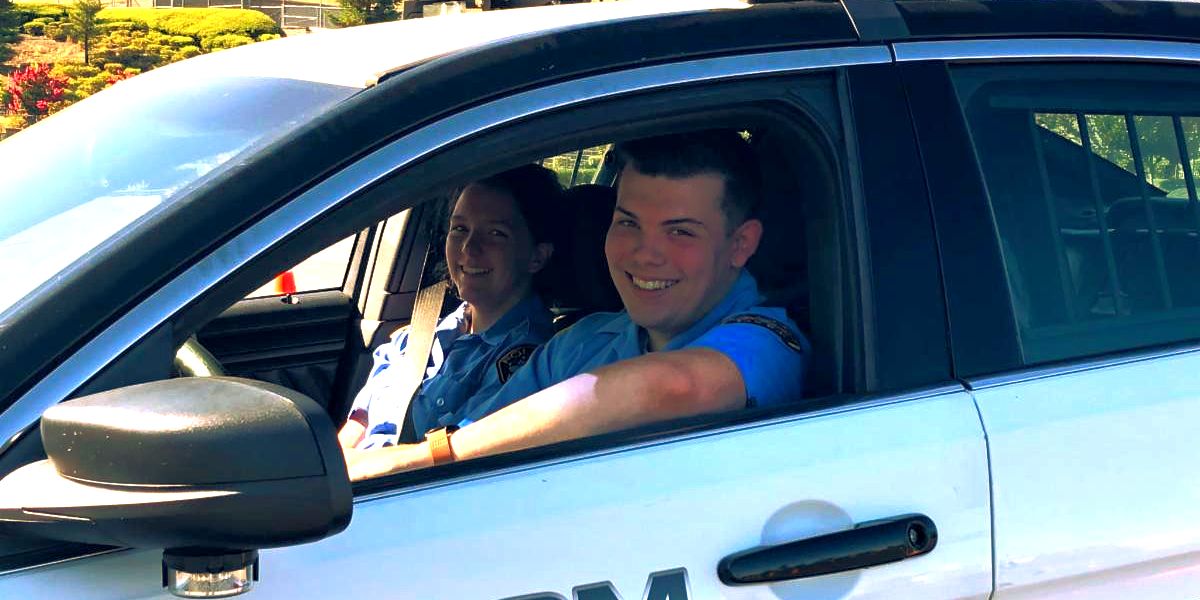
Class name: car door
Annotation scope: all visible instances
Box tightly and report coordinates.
[193,233,364,411]
[901,32,1200,596]
[0,45,993,599]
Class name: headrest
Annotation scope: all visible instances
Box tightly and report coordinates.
[547,184,622,314]
[747,132,808,308]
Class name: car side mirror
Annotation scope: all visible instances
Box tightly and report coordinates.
[0,377,352,597]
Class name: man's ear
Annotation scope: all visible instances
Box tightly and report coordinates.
[729,218,763,268]
[528,242,554,273]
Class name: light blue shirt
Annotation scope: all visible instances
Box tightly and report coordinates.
[466,271,809,422]
[348,294,554,448]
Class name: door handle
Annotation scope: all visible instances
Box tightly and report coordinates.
[718,513,937,585]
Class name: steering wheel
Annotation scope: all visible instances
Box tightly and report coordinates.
[173,335,226,377]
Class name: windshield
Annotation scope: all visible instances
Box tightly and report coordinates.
[0,69,357,317]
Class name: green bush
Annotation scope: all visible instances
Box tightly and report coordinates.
[50,63,103,101]
[95,7,157,25]
[21,20,44,35]
[44,20,67,41]
[100,20,143,32]
[51,62,99,78]
[13,4,67,23]
[161,9,277,41]
[201,32,252,52]
[172,44,200,61]
[95,8,279,51]
[167,34,194,46]
[256,32,279,42]
[91,28,170,70]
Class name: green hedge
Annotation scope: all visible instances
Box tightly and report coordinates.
[200,32,253,52]
[96,7,280,46]
[12,3,68,23]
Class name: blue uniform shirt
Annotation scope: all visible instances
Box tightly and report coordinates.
[348,294,554,448]
[466,271,809,423]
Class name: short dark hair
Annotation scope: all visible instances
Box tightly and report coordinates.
[611,130,762,230]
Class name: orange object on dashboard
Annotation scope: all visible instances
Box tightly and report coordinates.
[273,271,296,296]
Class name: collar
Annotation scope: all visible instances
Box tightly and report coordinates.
[662,270,762,351]
[477,293,549,346]
[592,270,763,349]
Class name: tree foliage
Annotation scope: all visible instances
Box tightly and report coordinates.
[67,0,104,65]
[334,0,397,27]
[1038,112,1200,196]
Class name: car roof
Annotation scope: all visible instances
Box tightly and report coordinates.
[150,0,750,89]
[144,0,1200,93]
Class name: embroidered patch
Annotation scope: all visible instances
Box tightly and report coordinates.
[495,344,537,383]
[721,314,806,353]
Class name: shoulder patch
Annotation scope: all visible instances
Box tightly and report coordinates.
[721,314,806,353]
[495,344,537,383]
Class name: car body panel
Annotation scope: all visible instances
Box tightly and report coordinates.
[972,348,1200,598]
[0,389,991,599]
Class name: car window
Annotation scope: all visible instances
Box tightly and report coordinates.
[953,64,1200,365]
[540,144,610,187]
[245,234,357,299]
[0,74,357,320]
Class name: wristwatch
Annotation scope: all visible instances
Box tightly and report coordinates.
[425,426,459,466]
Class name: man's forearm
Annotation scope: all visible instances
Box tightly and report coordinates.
[450,348,744,461]
[338,420,366,451]
[344,348,747,480]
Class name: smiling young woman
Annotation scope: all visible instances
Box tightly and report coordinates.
[338,164,563,451]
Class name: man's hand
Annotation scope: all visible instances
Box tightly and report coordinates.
[343,443,433,482]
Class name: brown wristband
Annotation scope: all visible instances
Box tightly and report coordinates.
[426,426,458,466]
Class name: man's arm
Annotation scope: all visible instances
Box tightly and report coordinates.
[344,348,744,480]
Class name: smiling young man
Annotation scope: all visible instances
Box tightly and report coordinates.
[345,130,810,480]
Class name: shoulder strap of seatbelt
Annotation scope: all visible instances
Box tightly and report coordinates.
[395,278,449,444]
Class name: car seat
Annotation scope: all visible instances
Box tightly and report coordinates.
[544,184,623,330]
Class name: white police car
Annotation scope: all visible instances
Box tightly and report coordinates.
[1,0,1198,597]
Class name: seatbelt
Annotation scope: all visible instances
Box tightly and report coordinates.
[394,278,449,444]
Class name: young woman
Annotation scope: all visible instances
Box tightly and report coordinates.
[338,164,562,450]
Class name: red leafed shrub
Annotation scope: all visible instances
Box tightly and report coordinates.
[104,65,136,86]
[5,64,69,124]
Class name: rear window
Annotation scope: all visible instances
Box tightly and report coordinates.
[954,63,1200,364]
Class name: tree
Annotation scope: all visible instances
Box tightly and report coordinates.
[66,0,104,66]
[334,0,398,27]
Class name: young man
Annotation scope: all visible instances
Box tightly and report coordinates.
[345,130,809,480]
